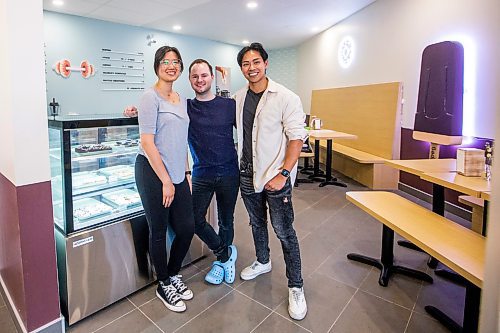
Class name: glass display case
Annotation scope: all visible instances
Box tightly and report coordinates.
[48,115,205,325]
[49,115,142,234]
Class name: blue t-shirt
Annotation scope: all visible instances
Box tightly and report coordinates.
[138,87,189,184]
[187,96,238,177]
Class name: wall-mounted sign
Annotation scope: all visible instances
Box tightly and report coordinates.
[338,36,355,69]
[100,48,145,91]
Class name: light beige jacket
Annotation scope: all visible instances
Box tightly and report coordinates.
[234,78,307,192]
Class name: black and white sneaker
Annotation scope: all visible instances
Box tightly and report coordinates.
[170,275,194,300]
[156,281,186,312]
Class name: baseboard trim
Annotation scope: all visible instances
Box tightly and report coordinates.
[0,276,65,333]
[398,182,472,221]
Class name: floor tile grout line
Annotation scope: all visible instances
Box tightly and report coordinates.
[171,288,235,333]
[357,288,415,312]
[327,267,373,332]
[327,288,359,332]
[135,306,166,333]
[271,309,313,333]
[248,312,274,333]
[91,307,137,333]
[237,282,313,332]
[232,288,275,312]
[404,280,424,333]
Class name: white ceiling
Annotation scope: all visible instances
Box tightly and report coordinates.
[43,0,376,49]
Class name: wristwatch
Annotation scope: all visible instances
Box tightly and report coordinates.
[280,169,290,178]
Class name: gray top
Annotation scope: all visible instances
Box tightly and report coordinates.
[138,87,189,184]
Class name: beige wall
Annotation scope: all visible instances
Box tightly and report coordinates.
[297,0,500,139]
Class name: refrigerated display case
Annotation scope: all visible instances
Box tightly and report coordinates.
[48,115,203,325]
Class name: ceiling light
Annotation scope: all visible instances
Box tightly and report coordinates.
[311,27,319,32]
[242,40,250,45]
[52,0,64,6]
[173,25,182,31]
[247,2,258,9]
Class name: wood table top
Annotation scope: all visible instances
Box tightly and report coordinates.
[420,172,491,198]
[385,158,456,175]
[308,129,357,140]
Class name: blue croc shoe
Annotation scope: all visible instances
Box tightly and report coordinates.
[205,261,224,285]
[221,245,238,284]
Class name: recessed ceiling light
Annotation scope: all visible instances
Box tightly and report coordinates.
[173,25,182,31]
[311,27,319,32]
[242,40,250,45]
[52,0,64,6]
[247,2,258,9]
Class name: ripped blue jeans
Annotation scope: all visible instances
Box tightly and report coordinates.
[240,174,303,288]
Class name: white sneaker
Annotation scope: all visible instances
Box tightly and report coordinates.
[240,260,272,280]
[288,287,307,320]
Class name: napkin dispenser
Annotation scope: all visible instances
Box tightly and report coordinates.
[456,148,485,177]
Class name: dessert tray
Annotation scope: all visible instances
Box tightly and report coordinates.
[73,198,113,221]
[74,144,113,155]
[72,171,108,189]
[101,188,141,208]
[98,165,135,182]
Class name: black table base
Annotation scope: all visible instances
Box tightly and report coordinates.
[311,138,347,188]
[347,225,433,287]
[425,283,481,333]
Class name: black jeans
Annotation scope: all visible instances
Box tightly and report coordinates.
[192,175,239,261]
[240,174,303,288]
[135,154,195,282]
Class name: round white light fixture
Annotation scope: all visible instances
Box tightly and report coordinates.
[173,25,182,31]
[311,27,319,32]
[53,0,64,6]
[242,40,250,45]
[247,2,258,9]
[338,36,355,68]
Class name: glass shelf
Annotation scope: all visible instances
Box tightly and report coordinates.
[48,117,141,234]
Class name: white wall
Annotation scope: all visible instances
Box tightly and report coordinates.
[297,0,500,139]
[0,0,50,186]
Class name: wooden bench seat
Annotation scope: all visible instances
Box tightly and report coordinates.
[346,190,485,332]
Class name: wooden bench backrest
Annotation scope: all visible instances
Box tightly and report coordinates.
[310,82,403,160]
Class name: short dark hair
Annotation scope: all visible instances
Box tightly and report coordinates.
[237,42,269,67]
[189,59,213,76]
[153,45,184,75]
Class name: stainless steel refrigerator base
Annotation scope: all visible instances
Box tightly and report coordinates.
[60,216,153,325]
[58,216,205,325]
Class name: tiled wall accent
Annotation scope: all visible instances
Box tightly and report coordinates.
[268,47,298,95]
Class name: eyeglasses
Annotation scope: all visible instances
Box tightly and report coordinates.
[160,59,182,67]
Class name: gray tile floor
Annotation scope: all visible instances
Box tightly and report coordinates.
[1,174,469,333]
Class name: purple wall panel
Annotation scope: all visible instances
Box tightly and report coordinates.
[0,173,27,326]
[0,173,60,331]
[17,182,60,331]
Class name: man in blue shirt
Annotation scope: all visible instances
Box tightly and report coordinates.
[187,59,239,285]
[124,59,239,286]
